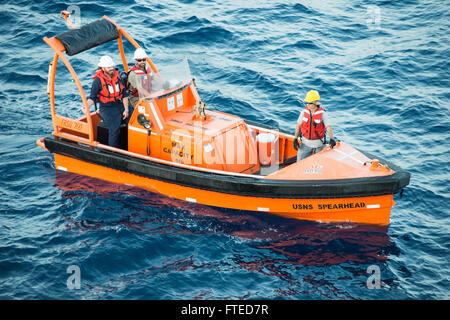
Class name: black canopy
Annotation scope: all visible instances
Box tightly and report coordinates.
[55,19,119,56]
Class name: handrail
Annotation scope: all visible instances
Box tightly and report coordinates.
[43,13,162,146]
[102,15,159,74]
[43,36,94,142]
[60,11,77,30]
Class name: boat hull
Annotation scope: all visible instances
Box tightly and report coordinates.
[52,152,394,225]
[38,14,410,226]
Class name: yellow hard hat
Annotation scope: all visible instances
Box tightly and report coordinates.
[304,90,320,104]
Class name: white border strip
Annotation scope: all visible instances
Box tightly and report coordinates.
[333,148,365,165]
[337,150,358,161]
[97,141,266,179]
[129,126,157,135]
[366,204,380,209]
[150,102,163,131]
[247,125,295,139]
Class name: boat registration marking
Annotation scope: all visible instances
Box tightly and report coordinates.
[186,197,197,203]
[366,204,381,209]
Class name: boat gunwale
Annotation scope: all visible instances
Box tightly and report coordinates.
[42,135,411,200]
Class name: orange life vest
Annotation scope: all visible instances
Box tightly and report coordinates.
[129,65,152,97]
[301,107,326,140]
[93,68,124,104]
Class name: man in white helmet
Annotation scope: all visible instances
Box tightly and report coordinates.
[86,55,130,148]
[127,48,153,108]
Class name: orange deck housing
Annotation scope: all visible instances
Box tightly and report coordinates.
[127,82,260,174]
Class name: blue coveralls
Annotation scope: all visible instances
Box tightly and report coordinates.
[89,77,131,148]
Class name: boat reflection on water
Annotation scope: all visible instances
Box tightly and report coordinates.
[54,171,395,270]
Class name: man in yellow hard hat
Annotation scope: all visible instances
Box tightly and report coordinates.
[293,90,335,161]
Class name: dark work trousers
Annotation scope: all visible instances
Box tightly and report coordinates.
[99,103,124,148]
[98,103,134,148]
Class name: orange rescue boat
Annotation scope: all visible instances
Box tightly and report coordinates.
[37,13,410,225]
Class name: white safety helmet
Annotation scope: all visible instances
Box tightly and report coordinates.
[134,48,148,60]
[98,55,115,68]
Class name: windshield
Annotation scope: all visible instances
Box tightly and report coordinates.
[135,57,192,100]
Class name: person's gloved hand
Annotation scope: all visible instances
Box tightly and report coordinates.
[293,138,300,151]
[329,138,336,148]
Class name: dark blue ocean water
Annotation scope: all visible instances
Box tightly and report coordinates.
[0,0,449,300]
